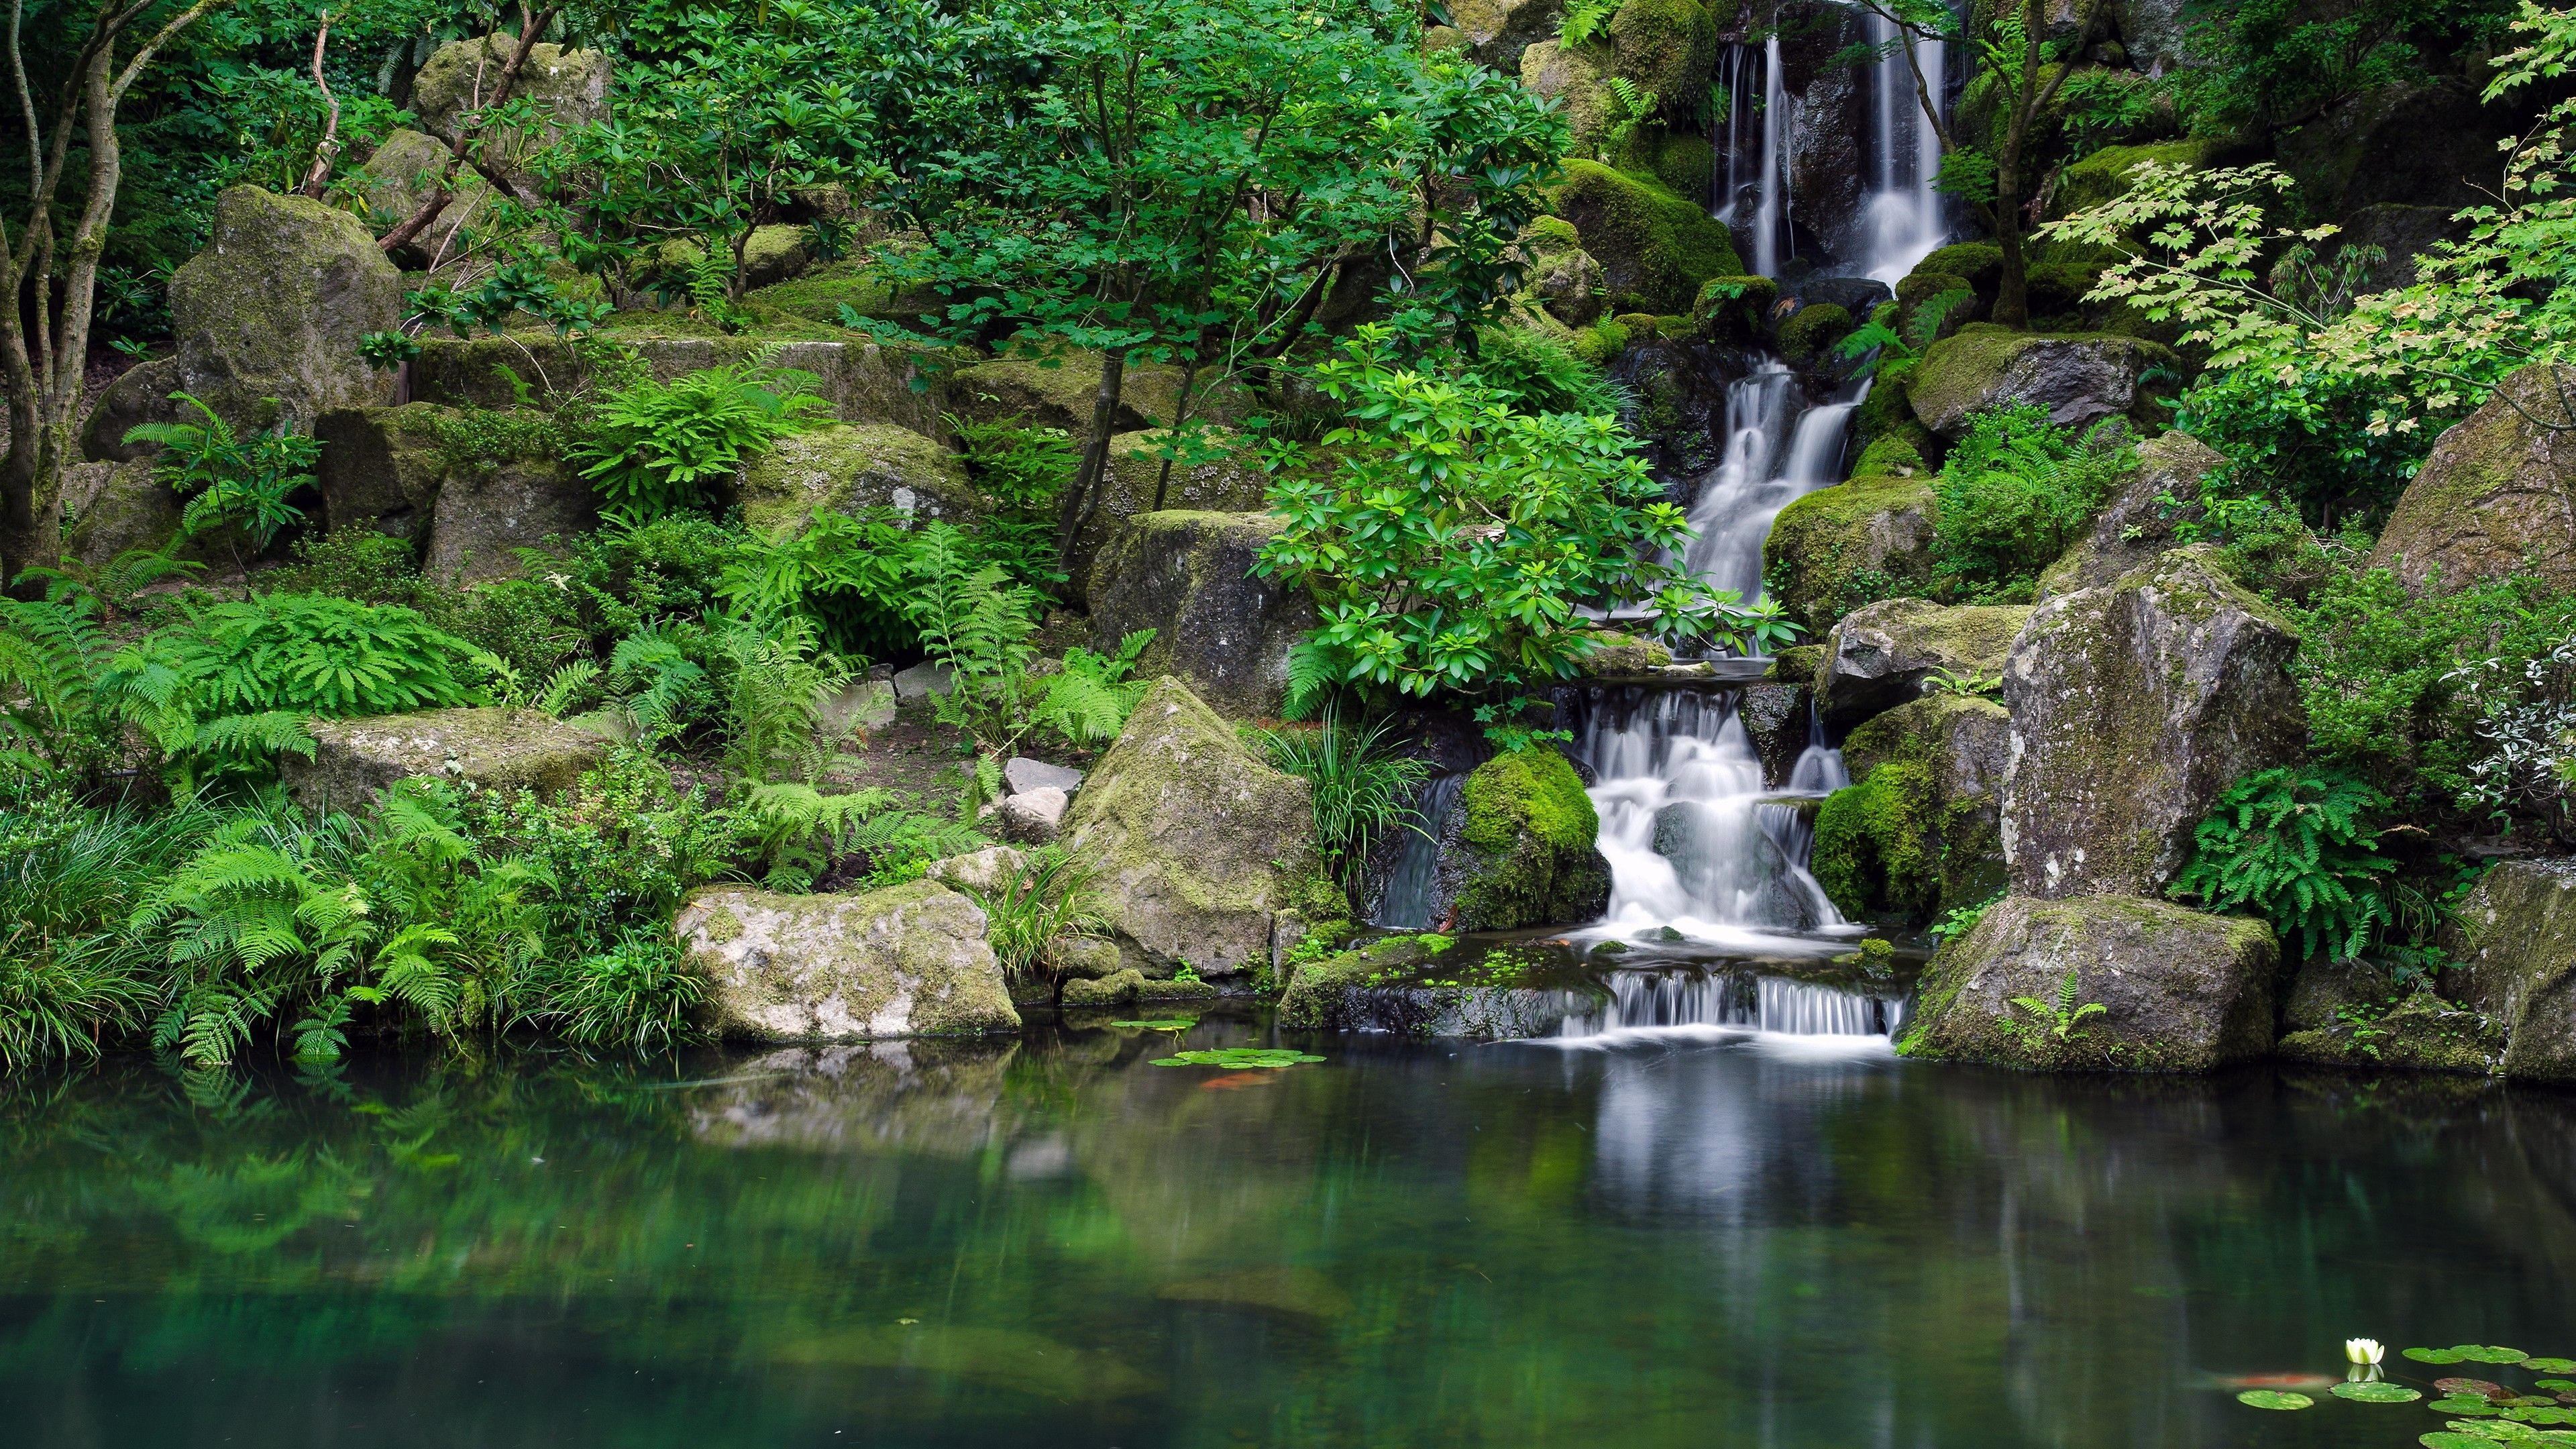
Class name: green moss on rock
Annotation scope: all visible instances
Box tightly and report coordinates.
[2049,139,2212,220]
[1631,128,1715,199]
[736,422,983,537]
[1851,434,1925,478]
[1776,303,1854,365]
[1815,695,2010,924]
[1814,761,1939,920]
[1448,750,1611,931]
[678,879,1020,1040]
[1763,474,1939,634]
[1607,0,1717,100]
[1551,160,1745,316]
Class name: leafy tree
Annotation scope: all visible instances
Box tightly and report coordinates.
[1256,325,1793,706]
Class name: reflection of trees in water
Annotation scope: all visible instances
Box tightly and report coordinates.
[2,1046,2575,1448]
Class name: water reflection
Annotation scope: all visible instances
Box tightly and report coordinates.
[0,1031,2571,1449]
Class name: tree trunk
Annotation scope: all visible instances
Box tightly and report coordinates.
[1992,166,2029,329]
[1150,347,1203,513]
[1055,349,1127,597]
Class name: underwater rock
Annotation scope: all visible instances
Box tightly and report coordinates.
[678,880,1020,1040]
[1815,597,2031,726]
[1899,893,2279,1071]
[1086,511,1318,719]
[284,707,607,810]
[1443,749,1613,931]
[2443,858,2576,1083]
[2002,545,2304,899]
[2369,362,2576,596]
[1063,677,1338,976]
[2034,429,2225,600]
[733,422,983,537]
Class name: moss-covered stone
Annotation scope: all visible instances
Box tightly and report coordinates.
[1775,301,1853,366]
[1062,678,1327,977]
[1909,325,2176,439]
[1630,128,1715,201]
[355,127,492,267]
[1817,598,2029,725]
[1607,0,1717,100]
[1060,967,1220,1006]
[1693,274,1777,343]
[425,451,594,581]
[2443,858,2576,1083]
[1522,219,1611,327]
[1894,270,1977,338]
[1570,628,1674,678]
[1550,160,1746,316]
[409,38,609,172]
[742,258,939,330]
[1762,474,1939,635]
[60,459,180,568]
[1440,0,1563,70]
[1897,893,2279,1072]
[1915,243,2003,294]
[1572,316,1632,365]
[949,354,1201,437]
[2367,363,2576,596]
[2275,985,2504,1075]
[1519,40,1615,158]
[315,404,449,539]
[2035,429,2226,600]
[1851,433,1926,478]
[1445,749,1611,931]
[2002,546,2304,899]
[283,707,608,812]
[1813,695,2010,924]
[1086,511,1319,718]
[677,879,1020,1040]
[735,422,982,537]
[739,223,813,288]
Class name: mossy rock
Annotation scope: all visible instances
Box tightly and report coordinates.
[949,354,1203,437]
[1762,474,1939,635]
[60,459,181,568]
[1573,316,1632,365]
[1776,302,1853,365]
[1629,127,1715,201]
[1693,274,1777,343]
[2275,989,2504,1075]
[2442,858,2576,1083]
[1915,243,2003,294]
[1817,598,2029,726]
[1909,326,2176,439]
[2367,362,2576,597]
[409,38,607,178]
[1444,750,1612,932]
[1550,160,1746,316]
[1851,433,1926,479]
[1894,270,1978,339]
[740,223,814,288]
[1522,219,1611,327]
[1813,695,2010,924]
[1851,365,1926,452]
[1086,511,1319,719]
[1571,628,1674,678]
[742,258,939,329]
[283,707,609,812]
[1607,0,1717,101]
[677,880,1020,1040]
[1519,40,1614,158]
[1897,893,2279,1072]
[735,423,982,537]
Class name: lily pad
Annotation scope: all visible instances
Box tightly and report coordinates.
[1111,1019,1201,1030]
[2536,1381,2576,1394]
[1150,1048,1326,1068]
[2422,1436,2500,1449]
[2432,1397,2506,1416]
[2528,1361,2576,1375]
[2414,1349,2473,1365]
[2461,1347,2534,1364]
[2334,1382,2424,1403]
[2438,1379,2510,1399]
[2237,1390,2315,1410]
[2508,1407,2576,1426]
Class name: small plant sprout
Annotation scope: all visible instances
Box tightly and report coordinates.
[2006,969,2108,1041]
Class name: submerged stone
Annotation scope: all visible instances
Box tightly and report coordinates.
[1898,894,2279,1071]
[678,879,1019,1041]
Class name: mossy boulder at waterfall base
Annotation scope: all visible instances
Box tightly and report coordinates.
[676,881,1020,1041]
[1442,749,1612,932]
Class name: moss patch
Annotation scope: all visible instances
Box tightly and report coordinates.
[1607,0,1717,99]
[1550,160,1745,315]
[1450,750,1610,931]
[1762,473,1939,634]
[1813,760,1939,920]
[2049,139,2212,220]
[1776,302,1853,365]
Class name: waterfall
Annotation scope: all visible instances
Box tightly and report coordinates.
[1572,689,1846,943]
[1863,11,1947,284]
[1752,35,1791,278]
[1559,971,1908,1038]
[1680,372,1862,605]
[1371,773,1464,930]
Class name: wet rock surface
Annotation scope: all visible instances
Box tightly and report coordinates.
[1086,511,1318,719]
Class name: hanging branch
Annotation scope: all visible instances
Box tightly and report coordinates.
[299,11,338,199]
[376,5,561,254]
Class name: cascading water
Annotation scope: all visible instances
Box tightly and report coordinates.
[1561,971,1908,1038]
[1863,11,1948,285]
[1680,371,1863,602]
[1751,35,1792,278]
[1371,773,1464,930]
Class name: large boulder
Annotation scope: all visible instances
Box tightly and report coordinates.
[2367,363,2576,596]
[733,423,981,537]
[1519,41,1615,160]
[2443,859,2576,1083]
[1812,694,2010,923]
[1898,894,2280,1071]
[1061,678,1339,977]
[316,404,448,539]
[2001,546,2304,899]
[947,354,1198,437]
[407,37,610,176]
[426,453,594,580]
[1815,598,2031,726]
[1550,160,1744,316]
[1605,0,1717,103]
[1519,217,1610,329]
[676,880,1020,1041]
[1908,325,2174,440]
[1442,0,1564,72]
[1086,512,1319,719]
[1444,749,1612,932]
[2033,429,2224,600]
[60,459,180,567]
[1059,429,1273,598]
[354,127,492,267]
[1762,472,1939,635]
[282,707,606,811]
[84,186,402,460]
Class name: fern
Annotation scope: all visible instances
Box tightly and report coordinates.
[0,574,119,779]
[721,616,858,786]
[123,391,320,551]
[745,781,901,888]
[1560,0,1620,49]
[2170,765,2396,962]
[1599,76,1658,160]
[567,360,828,523]
[1282,635,1339,722]
[2006,969,2109,1040]
[908,523,1043,751]
[1028,630,1157,748]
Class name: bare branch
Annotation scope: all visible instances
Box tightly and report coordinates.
[300,11,340,199]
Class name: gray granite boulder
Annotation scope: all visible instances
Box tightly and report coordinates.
[1909,327,2174,440]
[2443,858,2576,1083]
[282,707,606,810]
[2368,362,2576,596]
[1086,511,1319,719]
[676,881,1020,1041]
[1815,598,2032,727]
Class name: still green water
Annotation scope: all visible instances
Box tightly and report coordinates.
[2,1014,2571,1448]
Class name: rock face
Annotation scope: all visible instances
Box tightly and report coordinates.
[1550,160,1744,316]
[1444,749,1612,932]
[947,355,1192,437]
[62,459,179,566]
[428,455,594,579]
[1061,678,1334,977]
[676,881,1020,1041]
[1815,598,2031,726]
[282,707,606,810]
[2444,859,2576,1083]
[1898,894,2279,1071]
[408,38,610,173]
[1086,511,1319,719]
[316,405,446,539]
[2002,547,2304,899]
[409,335,951,439]
[1908,326,2173,440]
[2368,363,2576,596]
[1519,41,1613,159]
[1443,0,1565,72]
[1762,473,1939,634]
[84,186,401,459]
[733,423,982,537]
[356,127,490,267]
[2033,430,2225,600]
[1057,429,1273,597]
[2274,956,2503,1074]
[1813,694,2011,923]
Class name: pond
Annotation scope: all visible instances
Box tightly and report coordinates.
[3,1013,2573,1448]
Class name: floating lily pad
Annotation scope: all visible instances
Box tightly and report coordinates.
[2508,1407,2576,1426]
[2237,1390,2314,1410]
[2536,1381,2576,1394]
[1150,1049,1326,1068]
[2414,1349,2472,1365]
[2420,1435,2498,1449]
[2334,1382,2424,1403]
[2431,1397,2505,1416]
[2461,1347,2533,1364]
[2528,1361,2576,1375]
[2437,1379,2509,1399]
[1111,1019,1200,1030]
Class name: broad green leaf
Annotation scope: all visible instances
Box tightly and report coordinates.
[2461,1347,2533,1364]
[1150,1048,1326,1068]
[2236,1390,2314,1410]
[2333,1382,2423,1403]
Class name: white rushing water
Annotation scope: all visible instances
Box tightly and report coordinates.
[1371,773,1464,930]
[1560,973,1909,1039]
[1863,11,1948,285]
[1680,369,1863,604]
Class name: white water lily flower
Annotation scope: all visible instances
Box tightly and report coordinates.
[2346,1338,2385,1366]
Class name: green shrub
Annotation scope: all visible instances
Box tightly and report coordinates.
[1261,712,1430,903]
[961,845,1112,993]
[568,362,830,523]
[513,928,705,1054]
[1470,324,1629,417]
[950,413,1079,590]
[2169,765,2395,963]
[123,391,321,553]
[1930,405,2135,603]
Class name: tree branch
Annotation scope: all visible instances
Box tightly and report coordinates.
[300,11,339,198]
